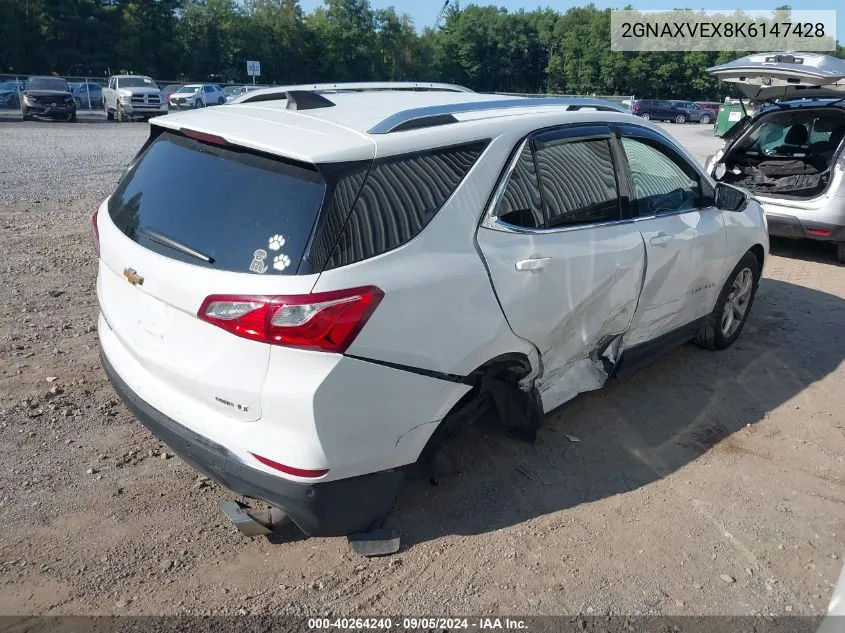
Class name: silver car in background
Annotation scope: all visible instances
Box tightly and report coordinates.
[706,53,845,263]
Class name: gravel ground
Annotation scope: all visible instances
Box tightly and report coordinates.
[0,116,843,618]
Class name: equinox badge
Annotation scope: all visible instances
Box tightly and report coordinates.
[123,267,144,286]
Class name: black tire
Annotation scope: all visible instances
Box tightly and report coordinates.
[675,114,687,124]
[836,243,845,264]
[117,103,126,122]
[217,97,225,105]
[695,251,760,350]
[69,111,77,123]
[194,99,203,108]
[21,106,30,121]
[699,114,711,124]
[640,112,651,120]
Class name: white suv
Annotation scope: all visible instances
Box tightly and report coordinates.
[94,83,769,540]
[168,83,227,109]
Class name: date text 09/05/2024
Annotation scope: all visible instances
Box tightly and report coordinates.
[307,617,529,630]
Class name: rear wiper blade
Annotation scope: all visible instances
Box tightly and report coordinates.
[137,227,215,264]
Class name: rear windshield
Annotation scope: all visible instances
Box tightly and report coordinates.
[108,132,327,275]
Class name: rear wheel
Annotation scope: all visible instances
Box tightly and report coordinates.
[640,112,651,120]
[699,114,711,124]
[194,99,204,108]
[217,97,225,105]
[695,252,760,350]
[836,243,845,264]
[675,114,687,124]
[69,111,77,123]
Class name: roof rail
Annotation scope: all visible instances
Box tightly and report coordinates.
[234,81,473,105]
[368,97,628,134]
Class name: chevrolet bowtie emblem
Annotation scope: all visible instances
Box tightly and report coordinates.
[123,267,144,286]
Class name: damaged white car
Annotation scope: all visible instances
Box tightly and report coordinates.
[706,53,845,263]
[94,84,768,547]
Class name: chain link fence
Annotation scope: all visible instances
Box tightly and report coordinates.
[1,75,636,117]
[0,74,278,116]
[1,74,109,114]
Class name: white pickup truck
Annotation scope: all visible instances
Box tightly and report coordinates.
[102,75,167,122]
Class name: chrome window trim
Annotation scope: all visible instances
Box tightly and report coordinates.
[482,206,717,235]
[481,215,637,234]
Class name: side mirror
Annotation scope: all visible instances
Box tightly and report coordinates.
[715,182,748,212]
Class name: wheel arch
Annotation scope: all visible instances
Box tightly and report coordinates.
[748,243,765,273]
[415,350,542,470]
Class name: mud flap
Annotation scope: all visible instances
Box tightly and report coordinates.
[348,528,401,557]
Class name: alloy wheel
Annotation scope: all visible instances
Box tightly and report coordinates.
[721,267,753,337]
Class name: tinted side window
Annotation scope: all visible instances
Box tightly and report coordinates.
[326,141,487,269]
[620,137,700,215]
[300,163,370,274]
[491,142,544,228]
[534,138,621,227]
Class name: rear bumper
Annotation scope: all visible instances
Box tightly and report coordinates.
[766,213,845,242]
[99,345,403,537]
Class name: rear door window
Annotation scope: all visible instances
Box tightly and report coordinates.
[533,135,621,227]
[108,132,327,275]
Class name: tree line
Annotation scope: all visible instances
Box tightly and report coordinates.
[1,0,843,100]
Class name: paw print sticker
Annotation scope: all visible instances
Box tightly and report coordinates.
[273,253,291,271]
[268,234,286,251]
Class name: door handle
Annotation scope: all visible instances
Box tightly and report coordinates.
[649,232,672,246]
[515,257,552,271]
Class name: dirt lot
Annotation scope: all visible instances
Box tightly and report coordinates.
[0,116,843,617]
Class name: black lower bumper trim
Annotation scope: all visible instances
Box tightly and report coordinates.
[99,345,403,537]
[767,214,845,242]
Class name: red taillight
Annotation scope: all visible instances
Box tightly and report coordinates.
[250,453,328,478]
[632,104,641,111]
[197,286,384,353]
[808,228,831,236]
[92,208,100,257]
[180,128,228,145]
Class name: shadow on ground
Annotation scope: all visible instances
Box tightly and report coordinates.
[389,277,845,546]
[769,236,842,266]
